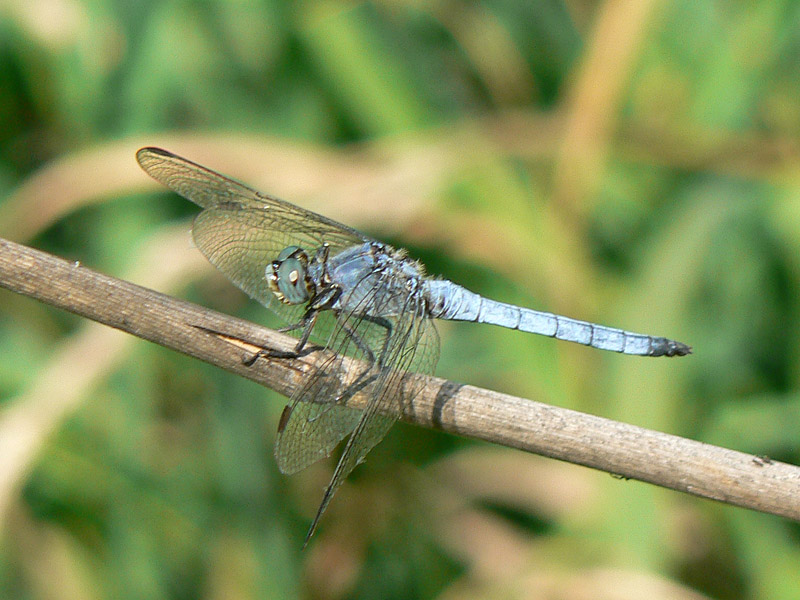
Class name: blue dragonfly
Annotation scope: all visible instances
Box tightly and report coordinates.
[136,147,690,543]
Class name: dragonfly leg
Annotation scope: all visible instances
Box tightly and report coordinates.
[306,369,381,422]
[362,315,393,369]
[291,309,321,354]
[242,281,342,365]
[338,314,393,364]
[243,309,320,365]
[294,312,390,426]
[325,314,394,404]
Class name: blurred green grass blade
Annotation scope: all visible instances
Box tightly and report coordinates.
[728,510,800,600]
[704,393,800,453]
[299,2,433,135]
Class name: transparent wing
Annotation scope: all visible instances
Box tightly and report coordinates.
[272,350,363,475]
[274,270,439,473]
[275,272,439,542]
[137,147,371,325]
[136,147,369,245]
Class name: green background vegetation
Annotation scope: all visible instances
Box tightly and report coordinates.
[1,1,799,598]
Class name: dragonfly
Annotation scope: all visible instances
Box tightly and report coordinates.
[136,147,691,543]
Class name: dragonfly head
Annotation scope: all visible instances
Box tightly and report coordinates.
[267,245,314,305]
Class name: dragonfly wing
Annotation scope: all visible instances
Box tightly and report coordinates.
[275,270,440,543]
[304,309,438,544]
[137,146,264,209]
[138,147,374,328]
[137,146,370,254]
[273,347,362,474]
[273,307,378,475]
[192,205,306,323]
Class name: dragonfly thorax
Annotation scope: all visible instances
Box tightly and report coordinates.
[267,245,315,305]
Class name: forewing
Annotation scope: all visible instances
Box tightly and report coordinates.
[324,296,439,485]
[138,147,370,324]
[136,147,370,251]
[137,146,265,209]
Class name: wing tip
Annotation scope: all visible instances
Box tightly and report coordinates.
[135,146,175,172]
[137,146,171,158]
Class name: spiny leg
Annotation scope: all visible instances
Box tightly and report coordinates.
[340,314,393,366]
[305,314,394,426]
[332,314,394,395]
[243,309,319,365]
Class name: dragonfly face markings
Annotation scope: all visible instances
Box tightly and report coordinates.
[268,245,315,305]
[264,243,348,357]
[268,243,343,311]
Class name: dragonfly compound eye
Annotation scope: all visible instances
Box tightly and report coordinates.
[277,245,304,261]
[268,246,313,305]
